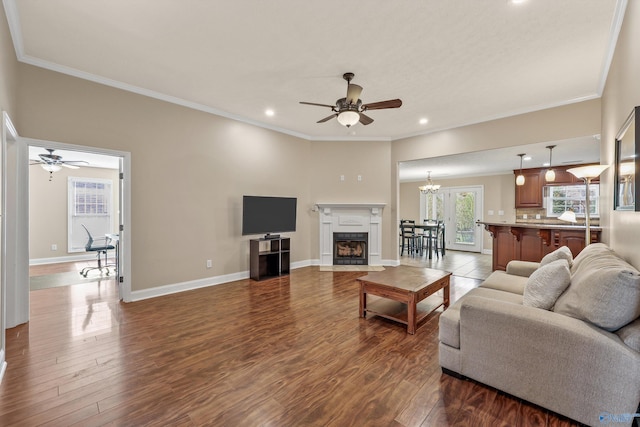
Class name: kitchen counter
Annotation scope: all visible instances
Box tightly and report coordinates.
[479,222,601,271]
[479,221,601,231]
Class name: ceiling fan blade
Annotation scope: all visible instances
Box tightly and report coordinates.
[300,101,336,109]
[317,113,338,123]
[359,113,374,125]
[362,99,402,111]
[61,163,80,169]
[346,84,363,105]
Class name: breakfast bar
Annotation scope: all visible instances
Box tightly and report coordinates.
[480,222,602,271]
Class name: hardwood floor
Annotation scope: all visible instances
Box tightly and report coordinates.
[2,265,581,426]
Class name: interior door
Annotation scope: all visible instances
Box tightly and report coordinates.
[444,186,483,252]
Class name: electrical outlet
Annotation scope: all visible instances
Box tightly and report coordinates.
[523,214,528,219]
[535,214,541,220]
[206,260,212,269]
[488,210,494,215]
[498,210,504,216]
[357,175,362,181]
[340,175,345,181]
[51,244,57,251]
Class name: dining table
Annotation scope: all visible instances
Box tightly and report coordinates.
[414,222,442,260]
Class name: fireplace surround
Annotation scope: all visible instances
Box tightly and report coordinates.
[317,203,385,266]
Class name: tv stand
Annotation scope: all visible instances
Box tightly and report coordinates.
[249,237,290,281]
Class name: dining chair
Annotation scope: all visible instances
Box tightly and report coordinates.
[399,220,421,256]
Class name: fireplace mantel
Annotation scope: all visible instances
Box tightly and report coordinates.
[316,203,385,266]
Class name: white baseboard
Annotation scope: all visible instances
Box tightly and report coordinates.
[130,259,315,302]
[30,253,98,265]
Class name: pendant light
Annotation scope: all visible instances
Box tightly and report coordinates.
[545,145,556,182]
[516,154,526,186]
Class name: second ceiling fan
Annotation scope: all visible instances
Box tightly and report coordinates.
[300,73,402,127]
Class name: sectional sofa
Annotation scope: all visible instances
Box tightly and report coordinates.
[439,243,640,427]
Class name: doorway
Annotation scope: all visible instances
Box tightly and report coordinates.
[5,133,131,330]
[29,145,122,293]
[420,185,484,253]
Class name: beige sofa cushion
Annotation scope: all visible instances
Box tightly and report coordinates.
[554,244,640,331]
[480,270,528,295]
[616,318,640,352]
[439,287,523,349]
[540,245,573,268]
[523,259,571,310]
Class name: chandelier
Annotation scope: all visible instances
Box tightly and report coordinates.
[419,171,440,194]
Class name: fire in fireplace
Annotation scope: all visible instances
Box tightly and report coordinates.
[333,232,368,265]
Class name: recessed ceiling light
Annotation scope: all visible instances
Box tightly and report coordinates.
[509,0,527,4]
[265,109,275,117]
[419,118,428,125]
[543,162,550,167]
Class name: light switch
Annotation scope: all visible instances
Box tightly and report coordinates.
[340,175,345,181]
[488,210,494,215]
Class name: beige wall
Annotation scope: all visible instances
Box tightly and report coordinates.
[29,165,120,260]
[16,64,314,290]
[601,0,640,268]
[0,6,17,119]
[400,174,515,251]
[309,140,392,260]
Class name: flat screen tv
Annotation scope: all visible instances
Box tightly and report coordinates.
[242,195,297,238]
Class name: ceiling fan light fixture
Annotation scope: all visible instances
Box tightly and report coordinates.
[41,164,62,173]
[337,110,360,127]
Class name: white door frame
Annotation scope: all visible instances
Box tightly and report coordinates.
[21,137,132,310]
[1,111,20,382]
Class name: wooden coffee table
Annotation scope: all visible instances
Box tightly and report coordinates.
[357,266,451,334]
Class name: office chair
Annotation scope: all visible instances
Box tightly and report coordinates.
[79,224,115,277]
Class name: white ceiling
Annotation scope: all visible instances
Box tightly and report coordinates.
[4,0,625,142]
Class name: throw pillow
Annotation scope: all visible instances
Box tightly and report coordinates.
[615,317,640,353]
[523,259,571,310]
[570,243,609,274]
[540,246,573,268]
[554,247,640,331]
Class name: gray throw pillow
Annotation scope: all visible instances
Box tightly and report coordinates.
[554,247,640,331]
[540,246,573,268]
[523,259,571,310]
[615,317,640,352]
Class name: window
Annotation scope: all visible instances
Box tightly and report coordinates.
[73,181,110,215]
[545,184,600,218]
[420,192,444,221]
[68,177,113,252]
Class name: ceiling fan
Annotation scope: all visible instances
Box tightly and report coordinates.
[300,72,402,128]
[30,148,89,181]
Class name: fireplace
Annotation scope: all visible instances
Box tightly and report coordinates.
[333,232,368,265]
[316,203,384,266]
